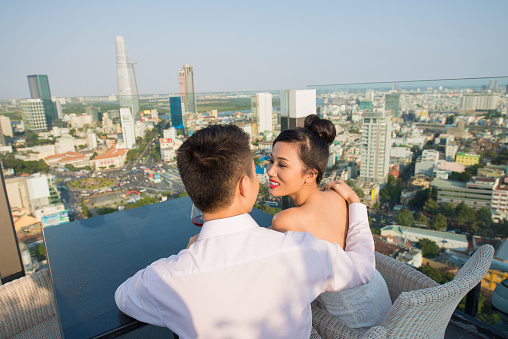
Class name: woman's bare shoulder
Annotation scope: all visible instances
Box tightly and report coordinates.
[271,207,308,233]
[321,189,348,210]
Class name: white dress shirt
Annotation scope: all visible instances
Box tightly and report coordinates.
[115,203,374,339]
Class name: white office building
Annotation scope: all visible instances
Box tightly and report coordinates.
[55,137,75,154]
[251,93,273,135]
[120,107,136,149]
[163,127,177,140]
[360,110,392,184]
[280,89,316,130]
[87,133,98,150]
[0,115,13,137]
[20,99,49,131]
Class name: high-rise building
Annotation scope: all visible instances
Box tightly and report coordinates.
[54,101,63,120]
[460,94,500,114]
[27,74,56,127]
[116,36,140,121]
[178,65,197,130]
[86,106,102,123]
[280,89,316,130]
[0,116,13,137]
[385,93,400,117]
[87,133,98,150]
[20,99,49,131]
[360,110,393,184]
[251,93,273,135]
[170,97,184,129]
[366,89,375,102]
[120,107,136,149]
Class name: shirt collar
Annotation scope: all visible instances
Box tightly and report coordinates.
[197,213,260,241]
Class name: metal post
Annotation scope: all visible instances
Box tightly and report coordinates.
[0,167,25,283]
[464,282,481,317]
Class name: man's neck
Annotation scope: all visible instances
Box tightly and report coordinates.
[203,205,249,223]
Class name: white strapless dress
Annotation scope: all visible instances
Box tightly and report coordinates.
[315,269,392,334]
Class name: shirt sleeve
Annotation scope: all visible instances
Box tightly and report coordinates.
[114,265,165,327]
[315,202,375,292]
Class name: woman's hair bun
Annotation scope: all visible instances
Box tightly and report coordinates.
[304,114,336,145]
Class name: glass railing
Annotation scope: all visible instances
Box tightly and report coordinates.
[1,76,508,334]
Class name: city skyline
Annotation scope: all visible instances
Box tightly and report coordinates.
[1,1,508,99]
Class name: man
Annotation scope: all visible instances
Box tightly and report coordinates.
[115,125,374,338]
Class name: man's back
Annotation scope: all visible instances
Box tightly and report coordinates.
[115,210,373,338]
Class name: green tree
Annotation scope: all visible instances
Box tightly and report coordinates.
[254,203,281,216]
[408,189,429,208]
[370,227,381,235]
[124,197,159,210]
[418,238,440,258]
[455,202,475,221]
[415,212,429,226]
[395,209,415,227]
[67,164,78,172]
[449,171,472,182]
[345,180,364,199]
[416,265,454,284]
[37,243,46,260]
[485,150,497,160]
[423,198,439,215]
[178,191,189,198]
[440,202,456,217]
[430,213,447,231]
[97,207,117,215]
[476,207,492,227]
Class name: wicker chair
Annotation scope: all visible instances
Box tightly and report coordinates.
[0,268,62,339]
[312,245,495,339]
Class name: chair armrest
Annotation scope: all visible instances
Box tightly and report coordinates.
[375,252,438,303]
[363,326,387,339]
[0,269,57,338]
[311,303,361,339]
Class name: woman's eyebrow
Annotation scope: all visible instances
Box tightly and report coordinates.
[273,156,292,162]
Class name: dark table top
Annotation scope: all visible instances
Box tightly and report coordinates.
[43,197,273,338]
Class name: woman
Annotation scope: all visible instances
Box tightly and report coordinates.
[267,114,392,334]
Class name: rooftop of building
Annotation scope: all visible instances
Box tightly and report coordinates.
[45,151,86,162]
[456,152,480,157]
[94,147,127,160]
[430,178,468,189]
[381,225,468,243]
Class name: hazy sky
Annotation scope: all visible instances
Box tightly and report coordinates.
[1,0,507,99]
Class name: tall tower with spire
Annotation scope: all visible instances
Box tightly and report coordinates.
[178,65,197,130]
[116,36,140,121]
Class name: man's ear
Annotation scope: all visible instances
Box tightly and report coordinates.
[238,175,249,197]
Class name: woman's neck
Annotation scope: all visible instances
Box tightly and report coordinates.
[289,182,320,207]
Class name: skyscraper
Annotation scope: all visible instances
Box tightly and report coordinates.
[120,107,136,149]
[280,89,316,130]
[385,93,400,118]
[178,65,197,130]
[170,97,184,129]
[20,99,49,131]
[27,75,55,127]
[360,110,393,184]
[251,93,273,135]
[116,36,140,121]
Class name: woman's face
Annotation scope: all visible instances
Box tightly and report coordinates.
[267,141,309,197]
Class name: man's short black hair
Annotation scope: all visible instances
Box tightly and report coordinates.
[176,124,254,213]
